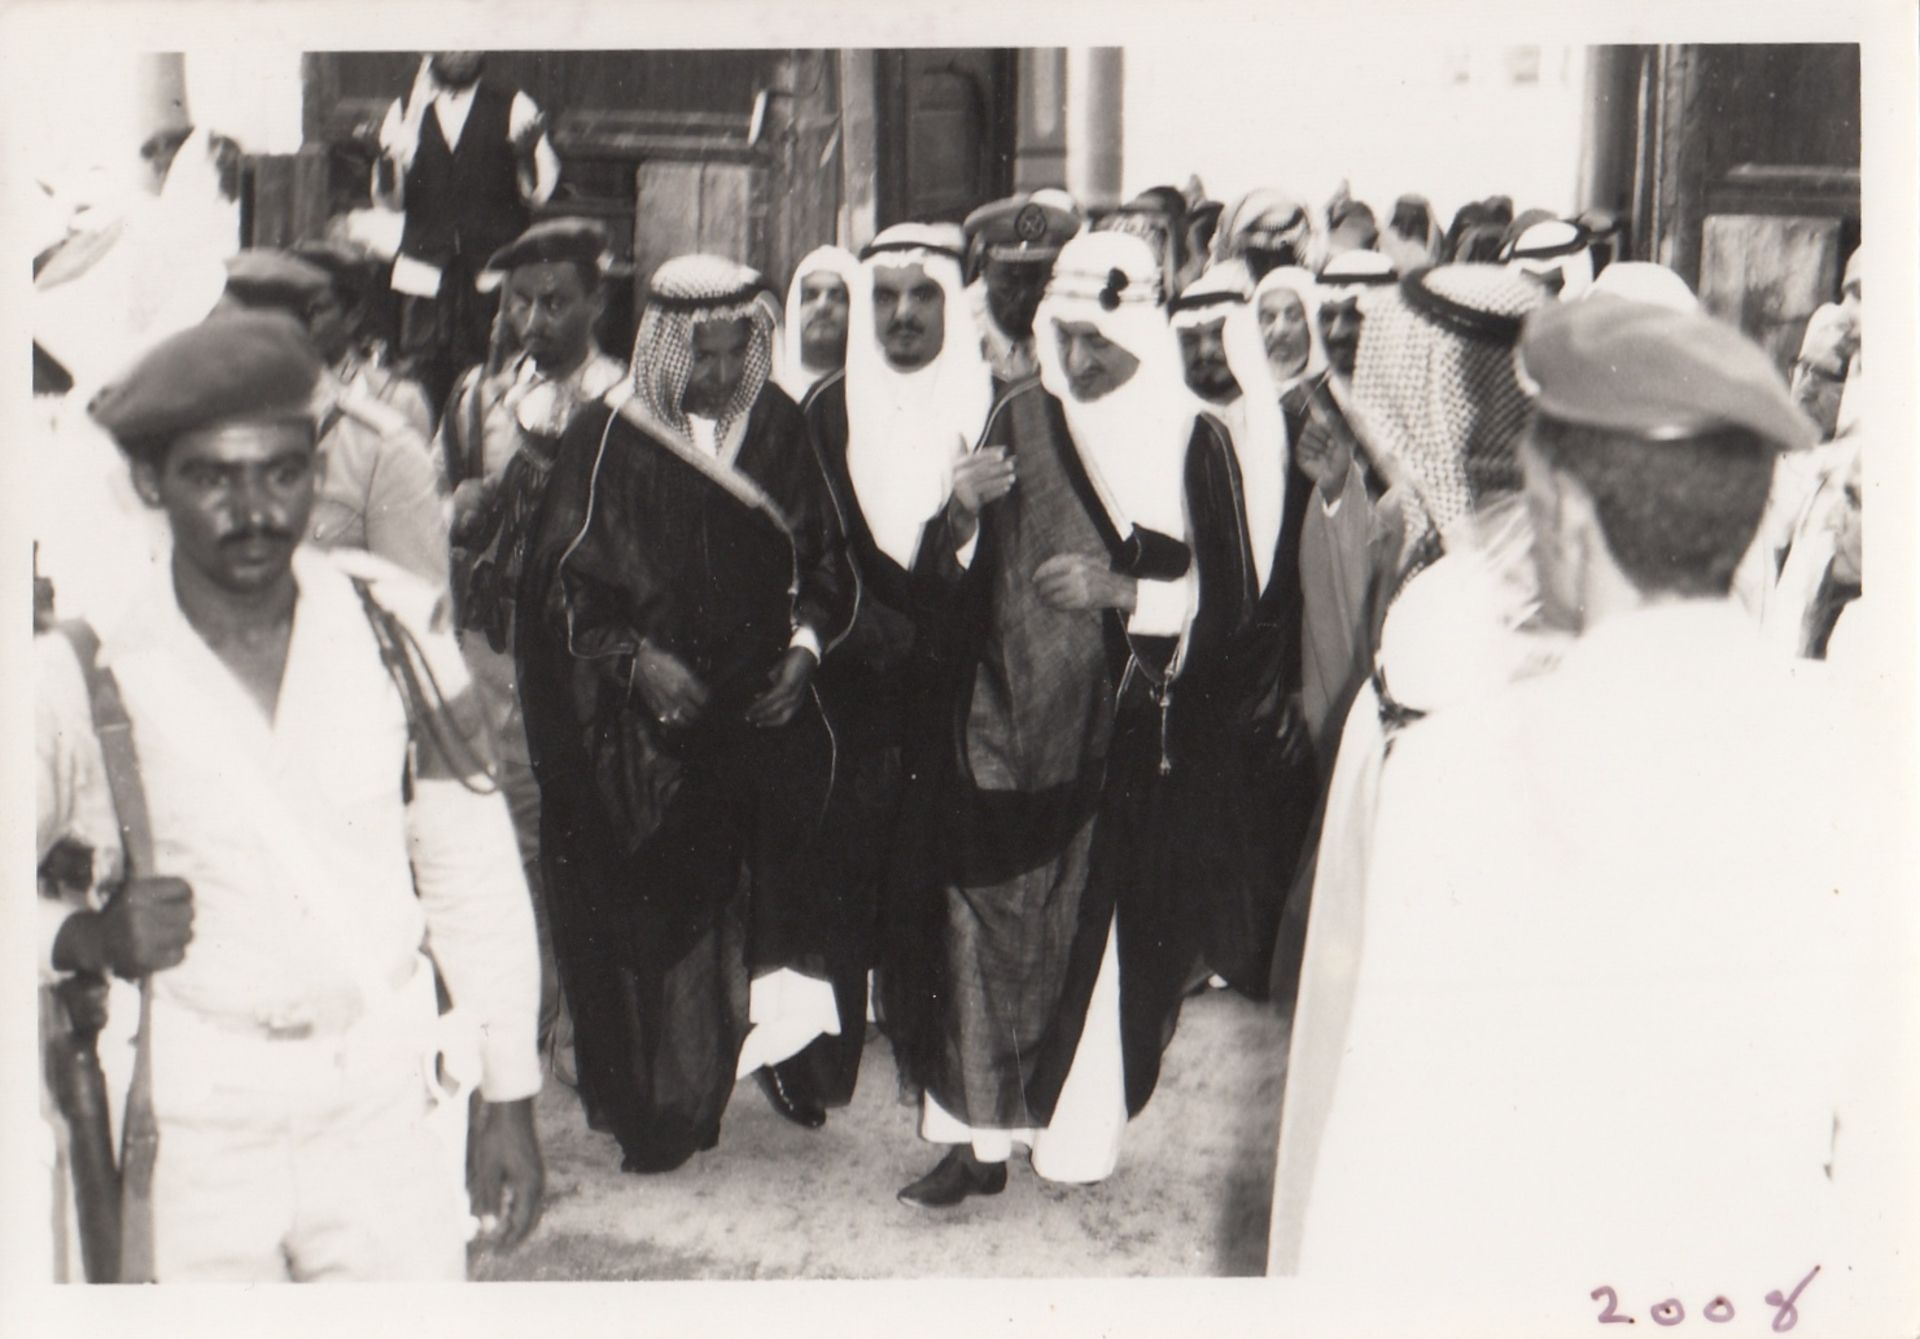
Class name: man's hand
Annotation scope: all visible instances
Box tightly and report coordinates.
[1033,553,1136,613]
[634,642,711,729]
[449,476,501,544]
[1296,429,1356,504]
[467,1097,543,1252]
[745,646,817,729]
[951,446,1016,516]
[52,877,194,979]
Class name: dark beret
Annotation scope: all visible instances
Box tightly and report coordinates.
[484,218,608,277]
[88,311,321,459]
[1520,295,1814,452]
[222,249,333,316]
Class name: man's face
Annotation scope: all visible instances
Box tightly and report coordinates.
[134,419,316,596]
[505,261,601,372]
[305,284,357,364]
[1518,432,1582,630]
[1256,288,1312,382]
[982,258,1052,339]
[1317,294,1364,379]
[681,318,752,418]
[431,52,485,87]
[871,262,946,371]
[1178,317,1240,404]
[797,273,850,370]
[1056,320,1141,403]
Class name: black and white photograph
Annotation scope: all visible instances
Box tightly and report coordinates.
[6,2,1917,1335]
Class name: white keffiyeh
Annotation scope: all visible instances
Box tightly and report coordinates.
[1172,261,1290,593]
[844,224,993,570]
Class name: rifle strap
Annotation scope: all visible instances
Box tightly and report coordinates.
[56,621,159,1284]
[348,578,499,798]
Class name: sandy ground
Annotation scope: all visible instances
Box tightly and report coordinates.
[475,989,1289,1280]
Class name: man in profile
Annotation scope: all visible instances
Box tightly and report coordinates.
[1277,298,1908,1330]
[889,231,1240,1208]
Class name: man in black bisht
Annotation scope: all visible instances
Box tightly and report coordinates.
[517,254,855,1172]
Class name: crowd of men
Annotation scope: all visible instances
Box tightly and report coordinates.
[34,50,1896,1300]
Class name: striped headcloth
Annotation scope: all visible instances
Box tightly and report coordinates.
[1353,264,1546,536]
[632,253,773,442]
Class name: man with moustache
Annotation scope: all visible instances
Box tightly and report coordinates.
[962,191,1082,385]
[1284,248,1401,763]
[774,245,858,401]
[439,219,627,1080]
[39,312,543,1280]
[1168,262,1316,998]
[889,232,1246,1207]
[517,255,855,1170]
[376,51,562,413]
[1261,249,1407,1005]
[800,223,994,1115]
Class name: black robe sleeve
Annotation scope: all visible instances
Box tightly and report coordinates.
[741,387,856,654]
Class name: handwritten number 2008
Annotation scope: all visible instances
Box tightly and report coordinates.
[1591,1267,1819,1331]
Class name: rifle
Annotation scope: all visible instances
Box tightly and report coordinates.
[40,840,122,1283]
[48,622,162,1284]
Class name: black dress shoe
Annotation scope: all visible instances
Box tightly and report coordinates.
[896,1148,1008,1209]
[756,1061,827,1129]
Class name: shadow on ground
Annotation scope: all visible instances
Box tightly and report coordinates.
[474,990,1289,1280]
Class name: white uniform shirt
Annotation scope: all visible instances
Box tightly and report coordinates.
[36,547,542,1101]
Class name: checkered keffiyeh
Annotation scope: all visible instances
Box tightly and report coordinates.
[632,254,773,441]
[1353,264,1545,535]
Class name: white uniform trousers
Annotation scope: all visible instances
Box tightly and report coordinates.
[144,961,466,1282]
